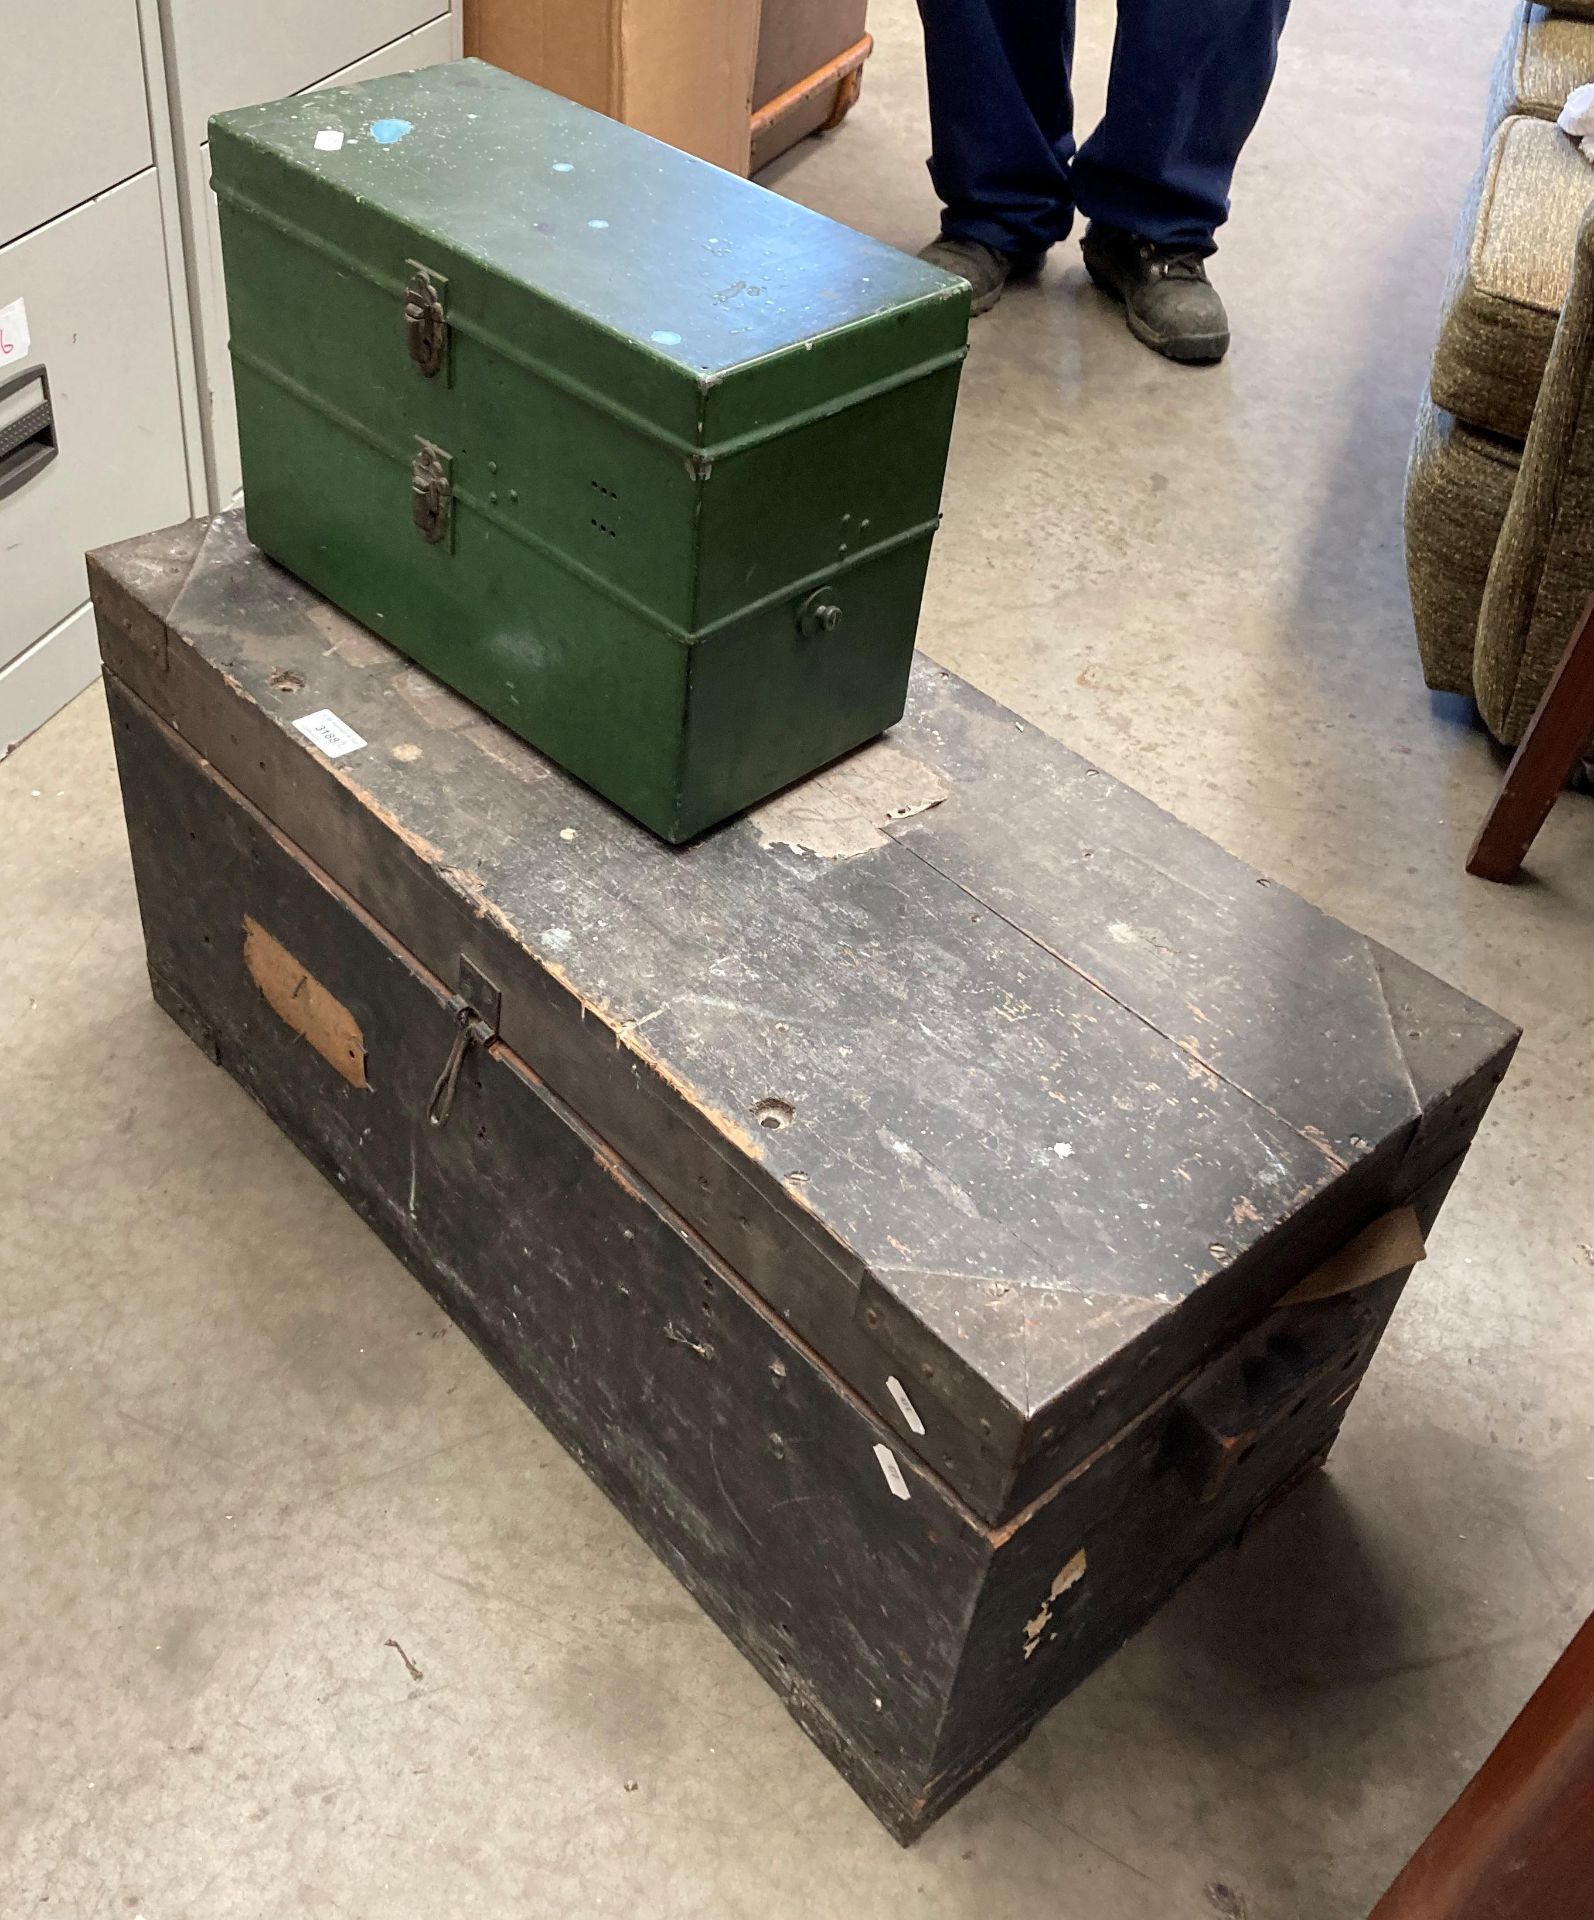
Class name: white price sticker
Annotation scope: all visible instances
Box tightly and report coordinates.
[873,1443,911,1501]
[293,709,367,758]
[314,129,345,152]
[0,297,30,367]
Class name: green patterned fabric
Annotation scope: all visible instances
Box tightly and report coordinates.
[1405,392,1523,700]
[1477,206,1594,739]
[1432,114,1594,442]
[1487,4,1594,129]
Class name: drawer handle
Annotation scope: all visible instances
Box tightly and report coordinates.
[0,363,57,503]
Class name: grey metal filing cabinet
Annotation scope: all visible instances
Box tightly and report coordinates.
[0,0,193,759]
[1,0,460,760]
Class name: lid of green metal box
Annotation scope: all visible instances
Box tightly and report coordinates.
[210,60,969,455]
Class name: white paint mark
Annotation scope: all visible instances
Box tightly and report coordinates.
[1052,1140,1075,1159]
[541,927,573,952]
[873,1443,910,1500]
[650,329,682,346]
[314,129,345,151]
[552,161,574,172]
[559,827,577,841]
[1107,921,1138,944]
[886,1375,926,1436]
[1022,1549,1087,1659]
[588,218,610,229]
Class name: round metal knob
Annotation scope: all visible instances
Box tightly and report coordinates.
[798,589,843,637]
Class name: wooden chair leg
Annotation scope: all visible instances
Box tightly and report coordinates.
[1368,1613,1594,1920]
[1467,595,1594,881]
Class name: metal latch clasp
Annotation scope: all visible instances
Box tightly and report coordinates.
[403,262,449,378]
[411,438,452,546]
[427,958,501,1129]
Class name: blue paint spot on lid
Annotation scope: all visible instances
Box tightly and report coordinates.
[370,118,413,146]
[650,330,682,347]
[552,161,574,173]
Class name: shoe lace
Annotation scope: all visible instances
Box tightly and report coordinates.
[1146,245,1207,282]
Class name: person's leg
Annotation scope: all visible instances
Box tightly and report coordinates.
[1073,0,1292,251]
[916,0,1079,260]
[1074,0,1290,360]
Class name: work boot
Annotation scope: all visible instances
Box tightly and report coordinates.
[917,236,1042,316]
[1080,223,1230,364]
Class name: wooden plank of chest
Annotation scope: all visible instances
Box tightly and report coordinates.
[888,668,1422,1161]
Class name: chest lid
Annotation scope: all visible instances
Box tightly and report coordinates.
[209,59,968,455]
[90,517,1519,1528]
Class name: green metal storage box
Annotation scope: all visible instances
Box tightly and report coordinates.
[209,60,969,841]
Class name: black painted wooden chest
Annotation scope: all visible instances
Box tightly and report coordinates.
[91,515,1518,1840]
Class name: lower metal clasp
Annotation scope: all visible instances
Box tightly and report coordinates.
[411,437,453,546]
[426,958,501,1128]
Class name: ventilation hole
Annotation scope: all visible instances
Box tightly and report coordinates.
[753,1097,794,1130]
[1288,1395,1310,1419]
[1237,1441,1259,1465]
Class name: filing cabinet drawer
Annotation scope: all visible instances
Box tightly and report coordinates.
[167,0,442,156]
[0,171,189,671]
[0,0,152,245]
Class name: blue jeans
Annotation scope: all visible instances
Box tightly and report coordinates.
[917,0,1292,256]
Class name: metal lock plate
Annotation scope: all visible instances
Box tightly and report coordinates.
[797,586,843,638]
[403,262,449,379]
[411,438,452,546]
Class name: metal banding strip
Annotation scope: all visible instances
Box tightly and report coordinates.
[213,180,969,462]
[230,343,942,642]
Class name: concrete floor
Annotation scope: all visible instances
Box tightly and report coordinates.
[5,0,1594,1913]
